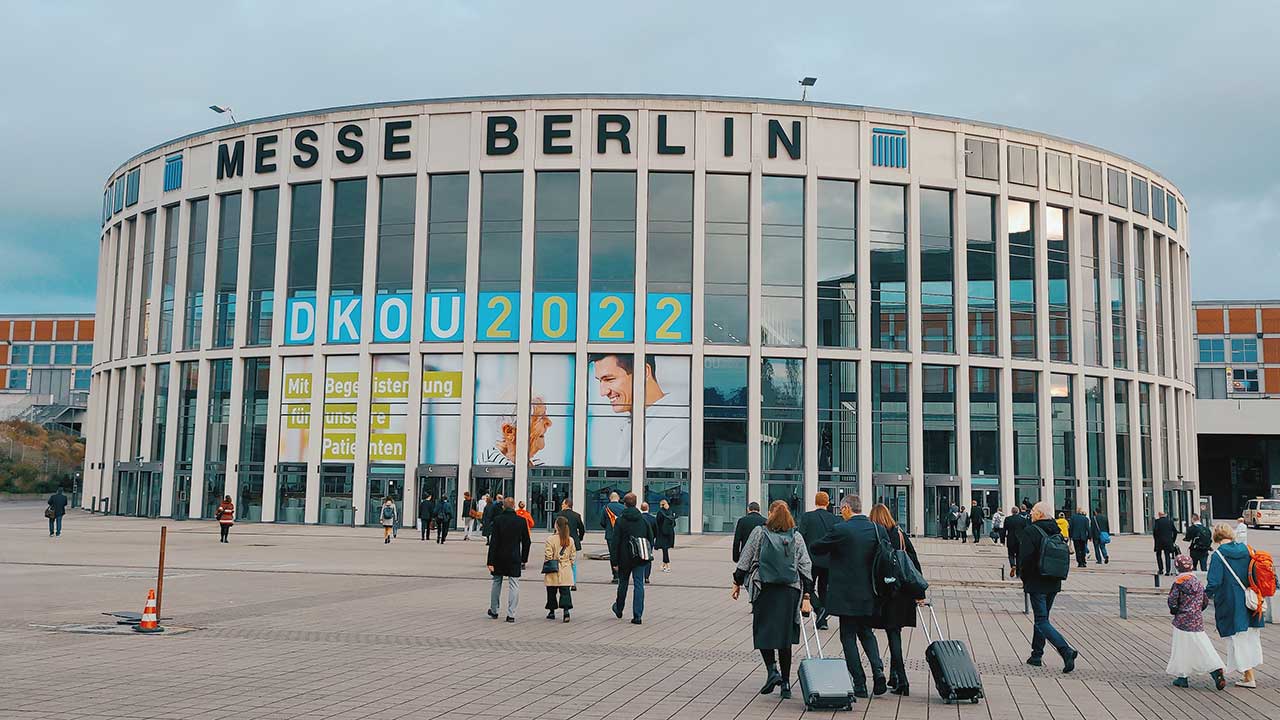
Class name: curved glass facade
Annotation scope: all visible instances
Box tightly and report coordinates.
[84,96,1194,535]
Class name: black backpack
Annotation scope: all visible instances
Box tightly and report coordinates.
[1033,524,1071,581]
[873,525,929,598]
[1189,524,1212,552]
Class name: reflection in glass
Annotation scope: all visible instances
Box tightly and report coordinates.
[704,175,748,344]
[704,357,748,470]
[426,175,468,293]
[246,188,278,345]
[181,198,209,350]
[376,176,416,295]
[647,173,693,295]
[873,362,909,473]
[761,358,804,472]
[965,195,997,355]
[590,171,637,295]
[1050,374,1074,481]
[762,177,804,346]
[1154,238,1166,375]
[1134,228,1149,372]
[817,180,856,348]
[1012,369,1039,479]
[970,368,999,478]
[920,189,954,353]
[1110,219,1128,369]
[1115,380,1130,481]
[158,205,180,352]
[534,172,580,295]
[478,172,523,293]
[287,183,321,300]
[1008,200,1036,358]
[817,359,856,477]
[212,193,241,348]
[921,365,955,475]
[329,179,367,297]
[1080,214,1102,366]
[1047,207,1070,362]
[870,184,907,350]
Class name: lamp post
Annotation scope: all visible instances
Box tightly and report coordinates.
[209,105,236,124]
[798,77,817,101]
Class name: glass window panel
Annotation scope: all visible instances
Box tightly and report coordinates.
[329,178,367,296]
[761,176,804,347]
[1110,220,1128,369]
[761,358,804,472]
[970,367,999,478]
[1047,206,1071,363]
[1080,213,1103,366]
[817,359,857,476]
[817,179,856,348]
[647,172,693,294]
[212,193,241,348]
[375,176,416,295]
[1008,200,1036,359]
[247,188,278,345]
[1050,374,1074,481]
[478,171,523,293]
[138,211,156,355]
[181,198,209,350]
[703,356,749,470]
[425,174,469,293]
[920,189,954,353]
[870,184,907,350]
[921,365,955,475]
[1085,377,1106,479]
[873,362,910,473]
[533,171,580,295]
[965,194,998,355]
[589,171,637,294]
[704,174,748,344]
[1012,369,1039,479]
[287,183,321,299]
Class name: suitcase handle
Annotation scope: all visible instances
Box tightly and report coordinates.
[799,610,825,659]
[915,602,945,644]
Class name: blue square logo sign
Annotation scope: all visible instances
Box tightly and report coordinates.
[423,291,465,342]
[373,293,413,342]
[328,296,362,344]
[284,297,316,345]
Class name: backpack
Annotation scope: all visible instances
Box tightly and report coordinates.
[1189,525,1212,553]
[1033,524,1071,581]
[381,505,395,520]
[758,529,799,585]
[873,525,928,598]
[628,534,653,563]
[1247,546,1277,599]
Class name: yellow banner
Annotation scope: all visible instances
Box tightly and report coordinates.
[322,403,358,430]
[371,371,410,401]
[422,370,462,399]
[369,432,407,462]
[325,371,359,399]
[321,431,357,461]
[283,373,312,400]
[285,403,311,429]
[370,403,392,430]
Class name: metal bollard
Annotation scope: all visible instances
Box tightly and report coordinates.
[1154,573,1161,588]
[1119,586,1128,619]
[1001,566,1006,581]
[1023,593,1030,614]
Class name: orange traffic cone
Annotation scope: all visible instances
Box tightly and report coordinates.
[133,588,164,633]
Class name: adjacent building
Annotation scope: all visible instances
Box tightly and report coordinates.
[85,94,1195,533]
[0,313,95,433]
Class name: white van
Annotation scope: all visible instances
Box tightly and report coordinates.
[1243,498,1280,529]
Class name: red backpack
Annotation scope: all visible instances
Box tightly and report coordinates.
[1247,546,1277,601]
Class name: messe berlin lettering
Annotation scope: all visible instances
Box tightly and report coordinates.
[215,113,805,180]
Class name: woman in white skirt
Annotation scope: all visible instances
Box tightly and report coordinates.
[1166,554,1226,689]
[1206,523,1266,688]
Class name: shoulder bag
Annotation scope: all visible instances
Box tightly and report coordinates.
[542,545,564,574]
[1215,548,1260,612]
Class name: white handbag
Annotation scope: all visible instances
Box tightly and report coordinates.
[1215,548,1260,612]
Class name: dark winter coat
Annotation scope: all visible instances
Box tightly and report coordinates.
[47,491,68,517]
[869,525,922,630]
[1067,512,1091,541]
[654,508,677,550]
[481,500,500,537]
[797,508,839,569]
[1206,542,1267,638]
[1089,514,1109,542]
[556,508,586,550]
[732,512,767,562]
[1152,516,1178,552]
[486,508,531,578]
[809,514,880,618]
[612,506,655,573]
[1017,518,1067,595]
[419,498,435,523]
[1004,512,1029,558]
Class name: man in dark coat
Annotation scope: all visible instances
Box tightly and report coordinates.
[1017,501,1078,672]
[602,492,626,581]
[1004,504,1029,577]
[557,498,586,588]
[481,493,503,545]
[810,494,886,698]
[732,502,766,563]
[1067,507,1091,568]
[611,493,655,624]
[969,500,985,543]
[1151,511,1178,576]
[486,497,531,622]
[460,491,476,541]
[640,502,659,582]
[797,491,839,629]
[419,493,436,541]
[47,487,68,537]
[1090,507,1110,565]
[1182,513,1212,571]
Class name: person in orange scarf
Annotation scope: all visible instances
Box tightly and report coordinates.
[516,501,535,532]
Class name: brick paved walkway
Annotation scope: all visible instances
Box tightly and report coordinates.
[1,501,1277,719]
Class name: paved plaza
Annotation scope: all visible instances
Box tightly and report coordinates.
[1,502,1278,720]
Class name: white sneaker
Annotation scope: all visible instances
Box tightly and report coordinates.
[662,566,670,573]
[1236,679,1257,689]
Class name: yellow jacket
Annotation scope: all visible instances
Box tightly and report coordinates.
[1056,518,1069,537]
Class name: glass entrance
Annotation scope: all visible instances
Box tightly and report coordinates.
[238,465,263,521]
[416,465,459,529]
[765,473,803,515]
[202,463,225,519]
[1088,480,1107,517]
[275,463,307,523]
[1164,488,1191,531]
[702,470,747,533]
[874,481,911,531]
[172,464,191,520]
[470,465,514,504]
[925,485,960,537]
[319,463,354,525]
[530,467,571,532]
[586,468,629,533]
[115,470,136,516]
[972,488,1000,536]
[366,465,404,527]
[644,471,691,534]
[1118,485,1133,533]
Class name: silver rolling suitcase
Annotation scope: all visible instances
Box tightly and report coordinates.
[797,612,856,711]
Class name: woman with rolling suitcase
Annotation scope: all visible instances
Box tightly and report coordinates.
[731,500,814,701]
[869,503,926,696]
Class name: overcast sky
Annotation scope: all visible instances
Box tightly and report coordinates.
[1,0,1276,312]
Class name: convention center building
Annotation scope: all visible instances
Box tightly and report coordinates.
[84,94,1195,536]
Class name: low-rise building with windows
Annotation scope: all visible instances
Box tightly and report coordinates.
[0,313,94,433]
[85,94,1195,532]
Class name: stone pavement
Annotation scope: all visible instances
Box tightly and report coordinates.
[1,501,1278,720]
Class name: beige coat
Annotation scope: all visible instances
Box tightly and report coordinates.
[543,535,576,587]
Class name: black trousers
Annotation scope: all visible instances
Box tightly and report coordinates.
[1191,552,1208,572]
[219,524,230,541]
[1156,549,1177,574]
[837,616,883,689]
[1072,538,1088,567]
[661,547,670,564]
[971,525,981,543]
[760,647,793,680]
[884,627,906,684]
[421,519,431,540]
[545,585,572,611]
[436,524,449,543]
[812,567,830,621]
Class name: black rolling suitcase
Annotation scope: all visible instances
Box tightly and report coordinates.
[919,603,984,704]
[797,611,856,711]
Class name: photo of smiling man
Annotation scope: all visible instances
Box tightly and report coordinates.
[587,353,690,469]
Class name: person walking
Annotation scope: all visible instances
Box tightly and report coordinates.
[435,495,453,544]
[868,502,925,696]
[1206,523,1265,688]
[602,491,626,581]
[216,495,235,543]
[1017,501,1079,673]
[481,493,503,545]
[610,492,654,624]
[419,493,435,541]
[991,508,1005,545]
[1055,512,1069,538]
[955,504,970,544]
[969,500,985,543]
[946,503,959,540]
[379,497,398,544]
[461,491,476,541]
[1090,507,1111,565]
[732,500,814,701]
[655,499,677,574]
[1184,514,1212,572]
[556,499,586,588]
[1153,511,1178,576]
[486,497,531,622]
[46,487,68,537]
[1167,554,1227,690]
[810,494,887,698]
[516,500,535,533]
[733,502,767,562]
[640,502,659,582]
[1004,505,1029,577]
[1068,507,1091,568]
[1234,516,1249,547]
[544,516,576,622]
[797,492,839,629]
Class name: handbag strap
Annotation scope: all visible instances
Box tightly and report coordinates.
[1215,548,1249,593]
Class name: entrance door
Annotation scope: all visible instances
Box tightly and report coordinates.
[470,465,514,504]
[203,464,225,519]
[366,466,404,527]
[319,464,355,525]
[876,484,911,531]
[115,470,136,516]
[528,477,572,532]
[416,465,459,528]
[172,466,191,520]
[972,489,1001,536]
[275,463,308,523]
[925,485,960,537]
